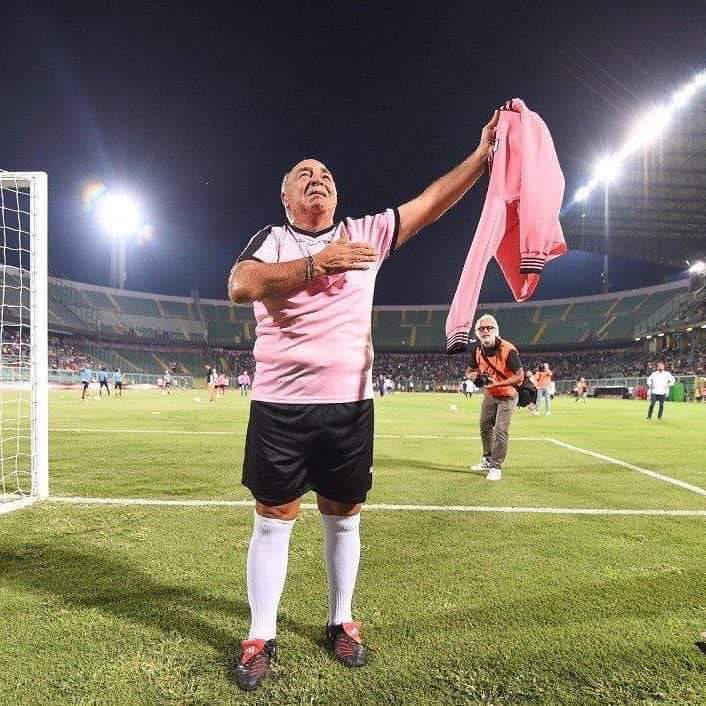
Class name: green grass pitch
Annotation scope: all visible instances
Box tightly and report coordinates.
[1,390,705,704]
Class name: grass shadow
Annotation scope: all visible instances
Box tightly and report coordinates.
[0,543,322,680]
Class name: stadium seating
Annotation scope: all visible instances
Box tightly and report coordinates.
[43,274,689,364]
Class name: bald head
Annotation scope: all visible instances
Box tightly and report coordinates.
[281,158,337,227]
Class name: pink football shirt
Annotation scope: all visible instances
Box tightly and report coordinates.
[237,209,399,403]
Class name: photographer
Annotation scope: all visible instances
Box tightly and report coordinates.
[465,315,525,481]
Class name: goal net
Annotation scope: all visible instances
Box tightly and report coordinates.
[0,172,48,514]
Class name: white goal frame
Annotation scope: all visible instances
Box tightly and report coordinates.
[0,172,48,513]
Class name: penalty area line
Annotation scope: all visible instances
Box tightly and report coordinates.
[547,438,706,498]
[46,496,706,517]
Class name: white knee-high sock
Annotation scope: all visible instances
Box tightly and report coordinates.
[246,513,295,640]
[322,513,361,625]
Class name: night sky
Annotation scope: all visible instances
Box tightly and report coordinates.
[3,1,704,303]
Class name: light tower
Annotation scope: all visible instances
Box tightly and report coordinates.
[96,192,142,290]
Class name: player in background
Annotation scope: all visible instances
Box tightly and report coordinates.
[217,372,227,397]
[407,378,415,394]
[575,377,587,403]
[98,366,111,397]
[239,371,251,397]
[163,369,172,395]
[646,361,675,421]
[377,373,386,398]
[114,368,123,397]
[534,363,553,415]
[206,365,217,402]
[80,365,92,400]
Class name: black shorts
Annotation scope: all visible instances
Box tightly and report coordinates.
[242,400,374,506]
[115,382,122,389]
[99,380,109,387]
[82,381,89,389]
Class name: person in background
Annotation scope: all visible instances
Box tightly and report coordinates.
[465,314,524,482]
[98,366,110,397]
[575,377,587,404]
[646,361,675,421]
[114,368,123,397]
[80,364,92,401]
[534,363,553,415]
[206,365,217,402]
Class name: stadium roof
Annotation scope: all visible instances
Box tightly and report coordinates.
[562,89,706,268]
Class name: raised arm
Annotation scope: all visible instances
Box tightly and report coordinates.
[396,110,500,249]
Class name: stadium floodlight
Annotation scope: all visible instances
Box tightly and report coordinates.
[634,337,641,341]
[658,333,664,337]
[686,327,693,331]
[95,190,143,290]
[574,186,591,202]
[701,324,706,329]
[574,68,706,203]
[97,193,141,235]
[0,172,48,514]
[623,106,672,155]
[594,157,620,184]
[688,260,705,275]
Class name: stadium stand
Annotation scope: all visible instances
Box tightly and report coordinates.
[40,272,705,386]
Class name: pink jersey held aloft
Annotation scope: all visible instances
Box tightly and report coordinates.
[446,99,567,353]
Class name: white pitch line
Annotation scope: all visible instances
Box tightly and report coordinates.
[47,496,706,517]
[48,428,543,442]
[0,495,37,515]
[547,438,706,498]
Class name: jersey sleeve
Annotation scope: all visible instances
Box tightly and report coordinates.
[507,350,522,373]
[237,226,279,264]
[343,208,400,265]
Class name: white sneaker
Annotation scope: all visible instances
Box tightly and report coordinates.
[470,458,491,473]
[486,467,502,481]
[531,409,540,416]
[546,411,552,416]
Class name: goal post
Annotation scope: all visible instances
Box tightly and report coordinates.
[0,171,48,514]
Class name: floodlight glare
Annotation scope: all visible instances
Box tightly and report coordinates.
[574,186,591,202]
[672,84,697,108]
[594,157,620,183]
[97,194,141,235]
[688,260,705,275]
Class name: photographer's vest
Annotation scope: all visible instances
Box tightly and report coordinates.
[475,339,521,399]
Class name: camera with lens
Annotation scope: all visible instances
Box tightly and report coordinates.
[474,372,492,388]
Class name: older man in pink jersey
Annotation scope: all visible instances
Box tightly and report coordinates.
[228,111,499,691]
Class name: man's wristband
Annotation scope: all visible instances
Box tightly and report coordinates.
[305,255,315,282]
